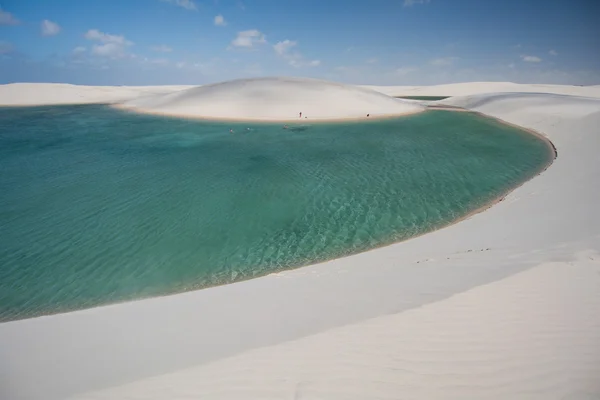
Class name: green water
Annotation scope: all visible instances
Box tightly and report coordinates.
[396,96,450,101]
[0,106,551,321]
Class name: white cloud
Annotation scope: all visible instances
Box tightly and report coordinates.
[403,0,430,7]
[41,20,61,36]
[430,57,459,66]
[230,30,266,48]
[366,58,378,64]
[160,0,197,10]
[214,15,227,26]
[273,39,297,56]
[395,67,417,75]
[151,45,172,52]
[0,7,19,25]
[91,43,123,57]
[0,40,13,54]
[273,39,320,68]
[549,49,558,56]
[508,63,516,69]
[521,55,542,63]
[85,29,133,45]
[85,29,133,58]
[72,46,86,54]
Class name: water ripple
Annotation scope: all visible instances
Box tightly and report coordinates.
[0,106,551,321]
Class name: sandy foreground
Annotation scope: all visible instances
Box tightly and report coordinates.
[0,80,600,400]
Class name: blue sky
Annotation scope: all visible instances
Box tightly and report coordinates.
[0,0,598,85]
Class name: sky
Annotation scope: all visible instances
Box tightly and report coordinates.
[0,0,599,86]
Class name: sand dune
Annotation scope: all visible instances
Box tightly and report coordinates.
[71,257,600,400]
[0,83,191,106]
[118,77,424,120]
[1,82,600,400]
[2,80,599,108]
[363,81,600,98]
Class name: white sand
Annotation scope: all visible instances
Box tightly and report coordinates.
[1,80,600,400]
[0,83,191,106]
[2,79,599,108]
[117,77,424,120]
[363,81,600,98]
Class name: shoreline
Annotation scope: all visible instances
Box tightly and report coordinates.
[0,101,425,123]
[472,109,558,158]
[112,103,425,124]
[285,108,557,274]
[2,85,599,400]
[0,106,556,323]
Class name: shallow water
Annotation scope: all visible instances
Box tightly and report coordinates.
[0,106,551,321]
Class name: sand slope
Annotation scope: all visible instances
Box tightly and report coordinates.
[0,83,191,106]
[363,81,600,98]
[71,257,600,400]
[118,77,424,120]
[1,84,600,400]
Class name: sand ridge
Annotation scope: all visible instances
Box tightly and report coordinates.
[117,77,425,121]
[363,81,600,98]
[0,83,192,106]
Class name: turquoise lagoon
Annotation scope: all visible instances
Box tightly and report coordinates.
[0,106,552,321]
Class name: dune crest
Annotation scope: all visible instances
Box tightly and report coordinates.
[0,83,191,106]
[118,77,424,121]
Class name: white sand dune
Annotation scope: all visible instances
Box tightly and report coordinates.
[1,79,599,108]
[1,81,600,400]
[363,81,600,98]
[118,77,424,120]
[69,257,600,400]
[0,83,191,106]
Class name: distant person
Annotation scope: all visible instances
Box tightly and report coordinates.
[367,113,370,117]
[299,112,302,118]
